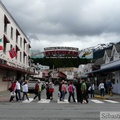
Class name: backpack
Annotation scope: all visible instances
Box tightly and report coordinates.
[35,83,39,91]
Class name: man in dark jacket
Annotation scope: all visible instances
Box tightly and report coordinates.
[75,80,82,103]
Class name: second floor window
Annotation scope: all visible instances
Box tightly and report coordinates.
[11,27,13,39]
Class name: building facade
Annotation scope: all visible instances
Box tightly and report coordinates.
[78,44,120,94]
[0,1,32,91]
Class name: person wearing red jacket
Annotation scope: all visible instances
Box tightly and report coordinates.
[9,81,16,102]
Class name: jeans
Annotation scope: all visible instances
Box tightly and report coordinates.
[22,92,29,100]
[90,90,94,98]
[61,91,66,100]
[100,88,105,96]
[16,89,21,101]
[68,92,76,102]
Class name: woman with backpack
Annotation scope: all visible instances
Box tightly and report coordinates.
[33,80,42,101]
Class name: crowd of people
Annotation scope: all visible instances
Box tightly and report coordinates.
[58,80,92,104]
[8,78,113,103]
[9,79,55,102]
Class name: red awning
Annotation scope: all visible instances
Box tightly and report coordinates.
[4,34,10,43]
[58,71,67,78]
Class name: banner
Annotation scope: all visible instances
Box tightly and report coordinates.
[79,50,93,59]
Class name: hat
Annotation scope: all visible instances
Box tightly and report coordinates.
[38,80,41,83]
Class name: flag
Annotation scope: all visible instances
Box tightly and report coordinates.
[0,39,3,50]
[9,48,17,58]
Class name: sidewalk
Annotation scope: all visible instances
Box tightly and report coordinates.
[94,90,120,101]
[0,90,10,102]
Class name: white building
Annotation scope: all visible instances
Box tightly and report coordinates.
[0,1,33,91]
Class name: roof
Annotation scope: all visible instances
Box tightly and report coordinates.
[115,44,120,53]
[90,64,120,73]
[94,57,105,65]
[105,49,112,57]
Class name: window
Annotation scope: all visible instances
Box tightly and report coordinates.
[4,22,7,33]
[20,37,22,48]
[11,27,13,39]
[16,29,20,44]
[4,15,10,34]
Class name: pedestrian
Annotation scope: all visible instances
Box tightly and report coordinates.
[9,80,16,102]
[48,82,54,100]
[33,80,42,101]
[68,81,76,103]
[61,80,67,101]
[58,80,64,101]
[89,82,95,98]
[81,80,88,103]
[99,80,105,96]
[22,80,29,101]
[75,80,82,103]
[15,80,21,101]
[46,82,50,99]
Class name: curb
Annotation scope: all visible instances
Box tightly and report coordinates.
[94,95,107,100]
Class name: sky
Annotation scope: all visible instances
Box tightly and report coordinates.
[1,0,120,51]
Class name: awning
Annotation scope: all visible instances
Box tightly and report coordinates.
[4,34,10,43]
[58,71,67,78]
[16,29,20,35]
[0,62,35,75]
[89,64,120,74]
[4,15,10,24]
[24,38,27,43]
[24,51,27,56]
[16,45,20,51]
[28,44,31,48]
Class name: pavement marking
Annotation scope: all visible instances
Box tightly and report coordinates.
[37,99,51,103]
[104,100,119,103]
[57,99,69,103]
[22,98,33,103]
[91,99,104,103]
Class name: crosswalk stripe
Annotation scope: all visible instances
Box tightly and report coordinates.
[37,99,50,103]
[22,98,33,103]
[21,98,119,104]
[57,99,69,103]
[91,99,104,103]
[104,100,119,103]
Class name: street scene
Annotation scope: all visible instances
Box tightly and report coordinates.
[1,0,120,120]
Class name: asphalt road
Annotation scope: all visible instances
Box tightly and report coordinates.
[0,85,120,120]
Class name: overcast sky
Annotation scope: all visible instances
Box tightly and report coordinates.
[1,0,120,51]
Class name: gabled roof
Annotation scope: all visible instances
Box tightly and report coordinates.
[105,49,112,57]
[115,44,120,53]
[94,57,105,65]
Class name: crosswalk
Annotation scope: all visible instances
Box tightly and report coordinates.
[22,98,119,104]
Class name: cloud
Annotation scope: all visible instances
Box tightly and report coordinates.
[1,0,120,51]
